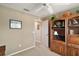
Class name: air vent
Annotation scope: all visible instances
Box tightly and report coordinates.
[24,8,30,12]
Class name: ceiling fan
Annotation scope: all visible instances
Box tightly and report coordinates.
[35,3,54,14]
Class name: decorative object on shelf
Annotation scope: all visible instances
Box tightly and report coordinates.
[53,25,57,27]
[9,19,22,29]
[62,21,64,27]
[68,18,79,26]
[69,20,72,26]
[70,30,74,35]
[72,19,78,25]
[54,31,58,35]
[49,15,56,20]
[53,20,65,28]
[55,21,61,27]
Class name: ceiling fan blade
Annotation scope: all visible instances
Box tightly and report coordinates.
[46,4,54,14]
[35,6,44,12]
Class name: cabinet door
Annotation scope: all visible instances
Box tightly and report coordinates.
[51,41,60,53]
[60,45,65,55]
[72,48,78,56]
[50,40,65,55]
[77,49,79,55]
[67,46,72,56]
[50,41,60,53]
[67,46,79,56]
[54,41,65,55]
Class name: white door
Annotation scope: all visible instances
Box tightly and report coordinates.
[34,21,42,43]
[41,20,48,47]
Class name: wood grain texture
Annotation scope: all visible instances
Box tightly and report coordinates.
[0,45,5,56]
[49,11,79,56]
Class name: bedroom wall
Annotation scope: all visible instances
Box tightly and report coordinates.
[0,5,38,55]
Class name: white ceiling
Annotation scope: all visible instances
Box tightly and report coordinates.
[0,3,79,18]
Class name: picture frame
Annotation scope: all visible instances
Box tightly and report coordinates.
[9,19,22,29]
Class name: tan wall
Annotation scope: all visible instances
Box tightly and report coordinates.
[0,5,37,55]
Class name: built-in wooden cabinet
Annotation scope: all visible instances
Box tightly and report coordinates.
[49,11,79,56]
[0,45,6,56]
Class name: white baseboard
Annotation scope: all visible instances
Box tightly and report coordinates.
[7,45,36,56]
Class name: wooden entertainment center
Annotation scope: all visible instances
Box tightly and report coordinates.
[49,11,79,56]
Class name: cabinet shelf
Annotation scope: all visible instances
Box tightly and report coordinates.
[68,25,79,28]
[54,39,65,43]
[68,43,79,49]
[53,40,65,45]
[69,35,79,36]
[52,27,65,28]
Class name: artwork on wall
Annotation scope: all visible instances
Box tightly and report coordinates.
[9,19,22,29]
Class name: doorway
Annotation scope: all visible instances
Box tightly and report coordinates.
[34,20,42,46]
[41,20,49,48]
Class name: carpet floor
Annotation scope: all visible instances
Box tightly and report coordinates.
[14,43,60,56]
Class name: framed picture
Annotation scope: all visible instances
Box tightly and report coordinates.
[9,19,22,29]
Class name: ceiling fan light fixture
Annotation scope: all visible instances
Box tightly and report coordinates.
[42,3,46,6]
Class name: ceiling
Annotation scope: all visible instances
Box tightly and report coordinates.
[0,3,79,18]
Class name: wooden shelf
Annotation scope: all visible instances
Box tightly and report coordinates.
[52,27,65,30]
[68,25,79,28]
[52,27,65,28]
[68,43,79,49]
[53,40,65,44]
[68,35,79,36]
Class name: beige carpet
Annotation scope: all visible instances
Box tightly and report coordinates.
[14,42,60,56]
